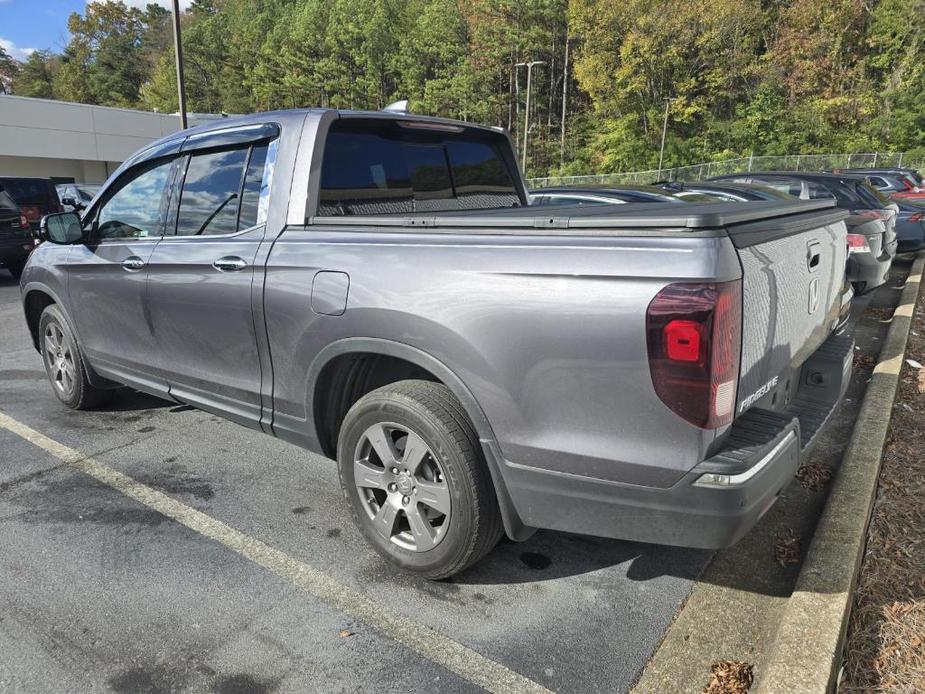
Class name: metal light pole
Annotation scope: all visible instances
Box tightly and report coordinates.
[171,0,188,129]
[559,38,569,170]
[515,60,545,173]
[657,97,671,178]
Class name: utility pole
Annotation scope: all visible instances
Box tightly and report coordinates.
[560,38,569,170]
[171,0,188,129]
[657,97,671,178]
[515,60,545,173]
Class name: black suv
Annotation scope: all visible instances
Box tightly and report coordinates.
[0,188,31,279]
[0,177,62,278]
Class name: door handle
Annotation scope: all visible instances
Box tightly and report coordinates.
[122,256,146,271]
[212,256,247,272]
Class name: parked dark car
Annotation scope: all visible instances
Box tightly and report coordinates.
[829,169,925,200]
[0,177,62,231]
[0,188,36,279]
[56,183,101,212]
[895,199,925,252]
[655,181,796,202]
[845,215,894,293]
[831,167,924,190]
[529,185,718,205]
[711,171,900,294]
[22,108,853,578]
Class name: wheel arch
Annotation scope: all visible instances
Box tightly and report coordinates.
[22,283,66,351]
[306,338,533,541]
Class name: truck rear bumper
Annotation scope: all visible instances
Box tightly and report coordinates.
[498,332,854,549]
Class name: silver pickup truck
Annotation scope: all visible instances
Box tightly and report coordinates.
[22,109,853,578]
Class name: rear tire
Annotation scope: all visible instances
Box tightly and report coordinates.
[337,380,503,579]
[38,305,109,410]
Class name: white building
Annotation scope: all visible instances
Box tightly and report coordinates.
[0,95,224,184]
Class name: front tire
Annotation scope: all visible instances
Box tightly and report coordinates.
[38,305,109,410]
[337,380,503,579]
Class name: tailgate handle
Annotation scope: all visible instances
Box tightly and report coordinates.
[807,241,821,271]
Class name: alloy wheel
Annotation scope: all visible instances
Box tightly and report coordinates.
[353,422,451,552]
[43,321,76,397]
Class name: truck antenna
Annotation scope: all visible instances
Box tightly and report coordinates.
[383,100,410,114]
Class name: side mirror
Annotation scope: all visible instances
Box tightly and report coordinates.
[40,212,83,244]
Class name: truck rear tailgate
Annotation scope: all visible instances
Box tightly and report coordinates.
[727,207,849,418]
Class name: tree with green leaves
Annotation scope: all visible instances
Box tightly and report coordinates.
[11,50,57,99]
[0,44,17,94]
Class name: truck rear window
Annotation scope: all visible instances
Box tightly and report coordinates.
[317,120,520,216]
[0,178,54,206]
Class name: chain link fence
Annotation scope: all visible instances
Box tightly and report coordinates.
[528,152,924,188]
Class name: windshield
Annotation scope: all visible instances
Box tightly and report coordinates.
[75,185,100,202]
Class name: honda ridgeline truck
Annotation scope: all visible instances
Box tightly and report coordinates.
[22,109,853,578]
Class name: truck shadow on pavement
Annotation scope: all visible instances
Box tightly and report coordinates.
[449,531,711,586]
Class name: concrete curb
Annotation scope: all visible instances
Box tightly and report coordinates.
[756,251,925,693]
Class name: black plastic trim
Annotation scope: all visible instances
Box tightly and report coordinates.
[726,208,849,248]
[181,123,281,154]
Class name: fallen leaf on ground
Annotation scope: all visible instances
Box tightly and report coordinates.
[774,529,801,567]
[795,463,833,491]
[338,629,354,638]
[703,660,754,694]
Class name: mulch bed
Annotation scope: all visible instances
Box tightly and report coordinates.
[841,280,925,691]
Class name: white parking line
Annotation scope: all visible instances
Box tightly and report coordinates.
[0,410,552,694]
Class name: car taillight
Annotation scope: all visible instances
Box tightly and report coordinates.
[646,280,742,429]
[20,213,29,229]
[846,233,870,254]
[909,212,924,223]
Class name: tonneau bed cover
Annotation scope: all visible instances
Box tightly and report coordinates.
[309,199,848,233]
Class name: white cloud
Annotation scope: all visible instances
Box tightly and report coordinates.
[0,37,36,61]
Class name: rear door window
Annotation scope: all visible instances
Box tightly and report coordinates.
[172,141,271,236]
[317,121,521,216]
[175,148,250,236]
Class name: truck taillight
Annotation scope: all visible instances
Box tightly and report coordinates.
[846,233,870,254]
[646,281,741,429]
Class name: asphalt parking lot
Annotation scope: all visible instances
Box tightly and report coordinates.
[0,267,709,694]
[0,258,909,694]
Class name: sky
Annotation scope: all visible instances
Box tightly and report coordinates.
[0,0,193,61]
